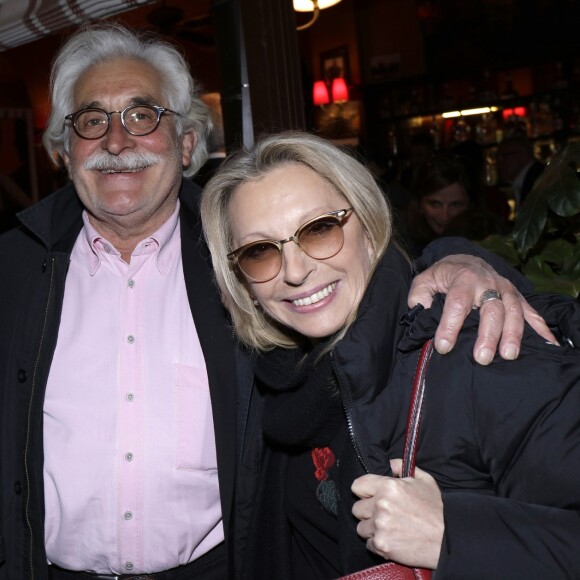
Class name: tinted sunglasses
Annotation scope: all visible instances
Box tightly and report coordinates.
[228,208,353,282]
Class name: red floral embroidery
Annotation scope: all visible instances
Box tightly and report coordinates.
[311,447,336,481]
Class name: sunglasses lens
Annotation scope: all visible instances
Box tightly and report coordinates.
[237,242,282,282]
[298,216,344,259]
[232,211,349,282]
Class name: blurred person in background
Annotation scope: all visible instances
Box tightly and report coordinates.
[497,135,545,212]
[452,140,511,227]
[405,153,472,256]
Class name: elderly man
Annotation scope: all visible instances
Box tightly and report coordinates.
[0,23,551,580]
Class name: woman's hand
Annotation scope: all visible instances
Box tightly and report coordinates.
[351,459,444,570]
[409,254,557,365]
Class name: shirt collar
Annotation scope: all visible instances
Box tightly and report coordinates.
[82,201,181,276]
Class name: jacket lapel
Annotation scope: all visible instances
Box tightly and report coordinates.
[179,181,238,539]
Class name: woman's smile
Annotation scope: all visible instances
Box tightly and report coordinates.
[289,282,337,307]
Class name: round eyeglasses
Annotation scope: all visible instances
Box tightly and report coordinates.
[64,104,179,140]
[227,208,353,282]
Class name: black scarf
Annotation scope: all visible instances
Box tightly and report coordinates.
[254,342,344,449]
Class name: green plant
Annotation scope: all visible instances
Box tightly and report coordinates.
[479,142,580,297]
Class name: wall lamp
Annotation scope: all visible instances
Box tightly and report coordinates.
[294,0,343,31]
[313,78,349,106]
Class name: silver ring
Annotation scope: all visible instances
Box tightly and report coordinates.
[479,289,502,306]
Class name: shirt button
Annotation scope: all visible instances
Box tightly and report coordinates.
[127,335,135,344]
[18,369,27,383]
[123,511,133,520]
[125,452,134,462]
[125,562,134,571]
[128,279,135,288]
[126,393,135,402]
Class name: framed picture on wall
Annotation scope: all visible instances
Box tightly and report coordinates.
[320,46,350,84]
[370,53,401,82]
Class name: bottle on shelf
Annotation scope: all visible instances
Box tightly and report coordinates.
[429,115,441,150]
[484,150,498,187]
[475,113,497,145]
[451,117,471,143]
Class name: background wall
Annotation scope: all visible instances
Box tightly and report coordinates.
[1,0,580,199]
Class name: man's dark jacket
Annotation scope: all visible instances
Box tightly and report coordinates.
[0,179,255,579]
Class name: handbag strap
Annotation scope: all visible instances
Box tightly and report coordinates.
[337,340,435,579]
[401,338,434,478]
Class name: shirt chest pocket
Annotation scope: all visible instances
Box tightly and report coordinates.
[174,363,217,471]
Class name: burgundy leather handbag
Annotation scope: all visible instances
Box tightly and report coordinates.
[338,339,435,580]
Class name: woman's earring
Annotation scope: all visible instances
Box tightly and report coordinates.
[253,299,260,306]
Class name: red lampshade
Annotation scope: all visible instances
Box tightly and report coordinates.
[502,108,513,120]
[313,80,330,105]
[331,77,349,102]
[502,106,527,120]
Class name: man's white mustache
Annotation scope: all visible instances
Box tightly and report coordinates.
[83,151,161,171]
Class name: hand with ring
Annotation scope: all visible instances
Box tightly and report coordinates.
[409,254,557,365]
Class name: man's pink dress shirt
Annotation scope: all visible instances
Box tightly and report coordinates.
[43,203,223,574]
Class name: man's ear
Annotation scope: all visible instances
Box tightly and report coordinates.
[181,130,197,168]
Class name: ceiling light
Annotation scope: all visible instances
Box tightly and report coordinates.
[294,0,343,31]
[293,0,342,11]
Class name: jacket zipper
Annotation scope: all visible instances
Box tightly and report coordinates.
[330,352,370,475]
[24,257,55,580]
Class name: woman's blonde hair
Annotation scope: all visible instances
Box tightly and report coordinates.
[201,131,395,351]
